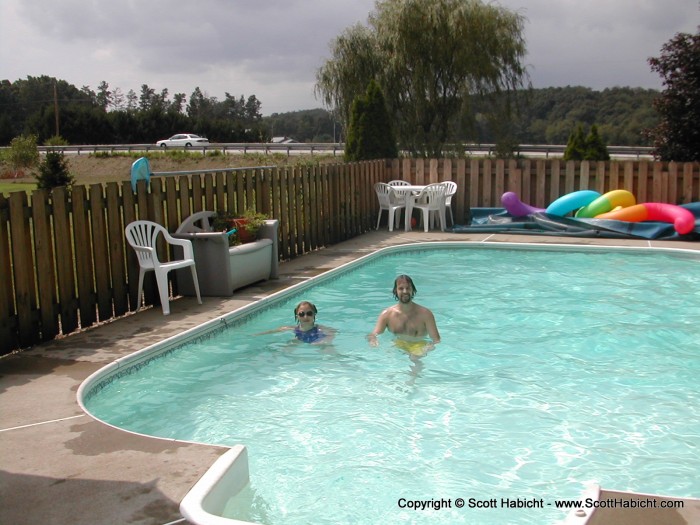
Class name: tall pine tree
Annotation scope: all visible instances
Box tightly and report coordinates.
[584,124,610,160]
[563,124,587,161]
[344,80,398,161]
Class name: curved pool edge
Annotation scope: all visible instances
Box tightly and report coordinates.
[75,239,700,525]
[78,240,700,424]
[179,445,259,525]
[562,484,700,524]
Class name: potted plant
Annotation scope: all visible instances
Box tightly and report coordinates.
[212,209,269,245]
[232,209,268,243]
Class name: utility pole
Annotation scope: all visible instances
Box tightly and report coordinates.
[54,81,60,137]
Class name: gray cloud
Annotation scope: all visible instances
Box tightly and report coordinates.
[498,0,698,89]
[2,0,697,114]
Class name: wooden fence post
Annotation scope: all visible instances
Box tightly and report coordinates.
[0,194,15,352]
[31,189,59,341]
[8,192,37,347]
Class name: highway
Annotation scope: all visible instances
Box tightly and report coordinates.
[27,142,654,160]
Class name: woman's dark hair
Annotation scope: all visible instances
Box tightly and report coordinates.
[392,275,417,300]
[293,300,318,320]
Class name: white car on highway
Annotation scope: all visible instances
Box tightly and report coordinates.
[156,134,209,148]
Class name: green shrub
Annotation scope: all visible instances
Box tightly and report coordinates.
[7,134,40,171]
[584,125,610,161]
[563,125,587,161]
[37,151,75,189]
[564,124,609,161]
[44,135,69,147]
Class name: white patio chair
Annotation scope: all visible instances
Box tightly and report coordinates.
[387,180,411,186]
[125,220,202,315]
[443,181,458,226]
[412,183,448,232]
[374,182,406,232]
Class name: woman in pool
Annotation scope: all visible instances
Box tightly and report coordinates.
[259,301,336,344]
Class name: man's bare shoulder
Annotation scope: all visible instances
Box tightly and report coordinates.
[380,305,400,316]
[412,302,434,315]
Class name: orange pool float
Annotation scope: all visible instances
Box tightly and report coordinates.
[595,203,695,235]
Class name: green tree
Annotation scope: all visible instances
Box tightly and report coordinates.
[7,134,40,173]
[345,80,397,161]
[125,89,138,112]
[584,124,610,160]
[316,0,528,157]
[563,124,587,161]
[315,24,381,132]
[96,80,111,111]
[645,30,700,161]
[139,84,157,111]
[187,87,217,120]
[37,151,74,189]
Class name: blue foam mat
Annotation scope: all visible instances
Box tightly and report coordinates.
[451,202,700,241]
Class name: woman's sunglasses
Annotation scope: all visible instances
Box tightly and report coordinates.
[297,310,315,318]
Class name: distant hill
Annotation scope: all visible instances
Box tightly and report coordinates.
[262,86,660,146]
[263,109,340,143]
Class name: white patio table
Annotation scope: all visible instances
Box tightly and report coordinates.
[390,184,449,231]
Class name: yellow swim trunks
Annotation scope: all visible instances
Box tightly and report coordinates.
[394,339,430,356]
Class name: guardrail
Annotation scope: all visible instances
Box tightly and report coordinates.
[2,142,655,159]
[31,142,346,156]
[467,144,655,159]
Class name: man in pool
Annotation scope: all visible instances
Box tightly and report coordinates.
[368,275,440,354]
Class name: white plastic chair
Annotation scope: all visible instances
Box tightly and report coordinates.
[443,181,458,226]
[175,210,216,233]
[412,183,448,232]
[387,180,411,186]
[125,220,202,315]
[374,182,406,231]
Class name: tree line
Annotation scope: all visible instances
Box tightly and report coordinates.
[0,76,267,146]
[0,74,662,148]
[266,87,661,147]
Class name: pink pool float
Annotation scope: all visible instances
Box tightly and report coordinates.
[595,202,695,235]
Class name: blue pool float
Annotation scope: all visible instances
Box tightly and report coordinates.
[545,190,601,216]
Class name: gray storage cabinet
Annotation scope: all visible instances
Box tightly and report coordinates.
[173,211,279,296]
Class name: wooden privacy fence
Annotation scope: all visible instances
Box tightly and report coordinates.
[0,160,388,354]
[1,158,698,355]
[390,158,700,223]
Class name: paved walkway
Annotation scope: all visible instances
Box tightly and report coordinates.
[1,230,697,525]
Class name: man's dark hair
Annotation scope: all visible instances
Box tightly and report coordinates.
[392,275,417,300]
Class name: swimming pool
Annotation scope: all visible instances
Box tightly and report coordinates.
[81,243,700,525]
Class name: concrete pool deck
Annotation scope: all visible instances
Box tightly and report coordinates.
[1,229,699,525]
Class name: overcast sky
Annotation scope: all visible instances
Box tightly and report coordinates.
[1,0,697,115]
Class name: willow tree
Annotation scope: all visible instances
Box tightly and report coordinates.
[314,24,382,132]
[315,0,529,157]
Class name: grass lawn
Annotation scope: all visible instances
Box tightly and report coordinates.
[1,180,37,196]
[1,151,341,197]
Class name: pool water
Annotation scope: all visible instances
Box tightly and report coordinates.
[84,246,700,525]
